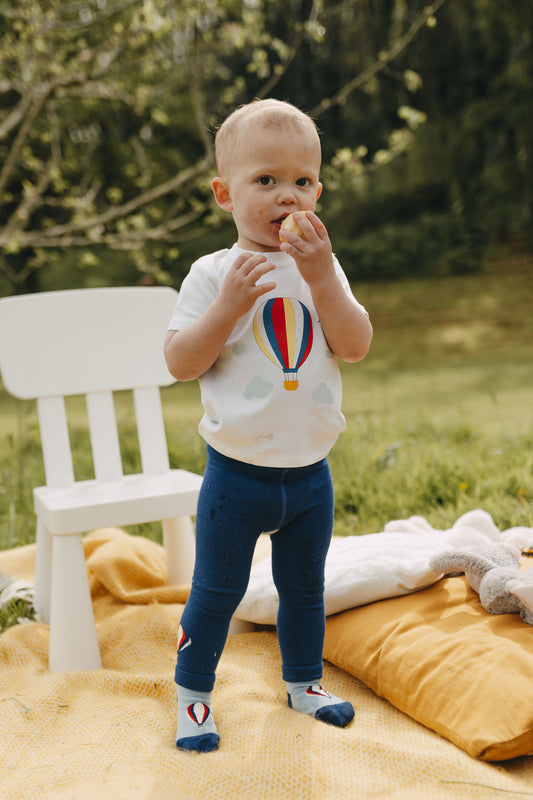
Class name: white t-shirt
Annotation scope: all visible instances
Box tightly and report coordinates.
[168,245,367,468]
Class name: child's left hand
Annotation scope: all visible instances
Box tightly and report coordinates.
[279,211,335,289]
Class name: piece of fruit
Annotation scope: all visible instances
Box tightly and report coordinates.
[279,212,306,241]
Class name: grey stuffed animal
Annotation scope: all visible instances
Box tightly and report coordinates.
[430,545,533,624]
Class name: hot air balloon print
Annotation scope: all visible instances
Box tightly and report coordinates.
[253,297,313,391]
[306,685,331,698]
[187,702,210,727]
[177,624,191,652]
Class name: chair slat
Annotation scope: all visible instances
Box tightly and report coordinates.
[134,386,170,475]
[86,391,123,481]
[37,397,75,488]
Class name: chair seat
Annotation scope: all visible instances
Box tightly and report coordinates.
[34,470,204,536]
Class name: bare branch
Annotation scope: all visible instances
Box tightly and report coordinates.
[0,153,213,250]
[0,90,50,198]
[3,169,52,237]
[0,206,205,251]
[28,154,214,241]
[0,258,34,286]
[40,179,101,210]
[257,0,323,99]
[311,0,448,117]
[0,93,35,142]
[0,69,104,199]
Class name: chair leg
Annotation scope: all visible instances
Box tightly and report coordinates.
[34,518,52,624]
[49,533,102,672]
[162,516,196,585]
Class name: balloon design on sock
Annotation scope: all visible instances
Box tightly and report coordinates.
[306,685,331,698]
[187,702,210,727]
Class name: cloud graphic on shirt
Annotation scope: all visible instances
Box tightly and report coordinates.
[232,343,245,356]
[312,382,334,405]
[244,376,274,399]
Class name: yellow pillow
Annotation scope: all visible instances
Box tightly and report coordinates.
[324,575,533,760]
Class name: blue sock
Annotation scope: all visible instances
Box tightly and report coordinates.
[176,685,219,753]
[286,682,355,728]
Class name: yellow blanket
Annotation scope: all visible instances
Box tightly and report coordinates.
[0,528,532,800]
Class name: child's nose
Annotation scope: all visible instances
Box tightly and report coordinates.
[277,185,297,204]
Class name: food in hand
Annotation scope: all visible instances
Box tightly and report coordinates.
[279,212,306,241]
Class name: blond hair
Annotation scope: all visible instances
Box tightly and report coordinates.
[214,99,320,180]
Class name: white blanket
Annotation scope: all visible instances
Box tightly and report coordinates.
[236,509,533,624]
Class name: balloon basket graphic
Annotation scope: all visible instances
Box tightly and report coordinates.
[283,373,299,391]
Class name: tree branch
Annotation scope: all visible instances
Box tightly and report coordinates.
[311,0,448,117]
[3,169,52,237]
[0,93,35,142]
[0,153,213,250]
[0,206,205,251]
[0,89,50,198]
[26,154,213,242]
[257,0,324,99]
[0,69,102,199]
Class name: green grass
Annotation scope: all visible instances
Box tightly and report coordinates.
[0,595,36,633]
[1,249,532,551]
[331,250,533,534]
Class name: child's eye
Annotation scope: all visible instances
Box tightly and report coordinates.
[296,178,312,188]
[257,176,274,186]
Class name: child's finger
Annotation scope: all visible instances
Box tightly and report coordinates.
[246,259,275,282]
[256,263,276,284]
[233,252,267,273]
[297,210,329,240]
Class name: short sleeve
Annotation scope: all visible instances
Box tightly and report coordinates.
[167,254,223,331]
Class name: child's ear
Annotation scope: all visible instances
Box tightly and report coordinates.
[316,182,323,201]
[212,177,233,211]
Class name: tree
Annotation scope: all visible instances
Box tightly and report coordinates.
[0,0,215,290]
[0,0,451,293]
[315,0,533,279]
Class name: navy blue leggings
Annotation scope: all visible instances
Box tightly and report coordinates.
[175,446,334,692]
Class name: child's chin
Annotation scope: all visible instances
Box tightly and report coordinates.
[255,232,281,251]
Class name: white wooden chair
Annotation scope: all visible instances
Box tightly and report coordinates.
[0,287,204,672]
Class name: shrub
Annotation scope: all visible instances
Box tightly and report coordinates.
[332,213,486,282]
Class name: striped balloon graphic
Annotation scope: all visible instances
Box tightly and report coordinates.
[253,298,313,391]
[187,702,210,727]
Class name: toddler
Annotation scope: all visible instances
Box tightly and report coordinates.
[164,98,373,752]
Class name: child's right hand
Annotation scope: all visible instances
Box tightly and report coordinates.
[164,254,276,382]
[220,252,276,319]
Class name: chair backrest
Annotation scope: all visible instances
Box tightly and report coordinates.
[0,287,179,487]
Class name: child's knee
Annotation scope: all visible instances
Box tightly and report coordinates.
[191,581,248,617]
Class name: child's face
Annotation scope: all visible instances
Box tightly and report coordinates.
[214,122,322,252]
